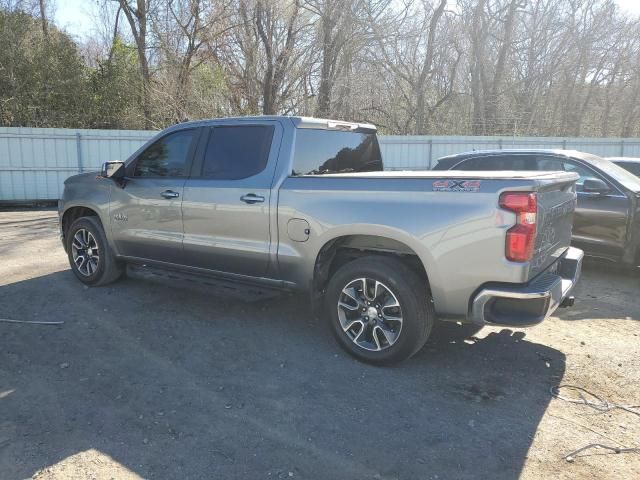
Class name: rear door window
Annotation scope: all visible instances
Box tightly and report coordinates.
[201,125,274,180]
[292,129,383,175]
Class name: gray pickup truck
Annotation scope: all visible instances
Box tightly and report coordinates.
[59,116,583,364]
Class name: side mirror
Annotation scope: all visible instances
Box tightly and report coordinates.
[582,178,610,195]
[100,161,126,180]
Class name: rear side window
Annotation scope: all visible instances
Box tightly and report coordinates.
[454,155,534,170]
[202,125,274,179]
[292,129,383,175]
[134,129,195,177]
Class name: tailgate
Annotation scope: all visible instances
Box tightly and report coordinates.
[529,179,577,278]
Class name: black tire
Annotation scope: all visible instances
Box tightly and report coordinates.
[324,256,434,365]
[432,321,483,341]
[66,216,124,286]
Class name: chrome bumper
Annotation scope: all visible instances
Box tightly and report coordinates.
[471,247,584,327]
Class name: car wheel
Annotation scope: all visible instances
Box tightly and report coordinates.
[66,216,124,286]
[325,256,434,365]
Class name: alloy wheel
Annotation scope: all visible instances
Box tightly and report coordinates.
[337,277,403,352]
[71,228,100,277]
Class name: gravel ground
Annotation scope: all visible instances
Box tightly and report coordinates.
[0,209,639,480]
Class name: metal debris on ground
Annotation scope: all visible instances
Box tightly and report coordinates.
[564,443,640,463]
[551,385,640,417]
[551,385,640,462]
[0,318,64,325]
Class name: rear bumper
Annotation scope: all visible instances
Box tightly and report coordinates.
[471,247,584,327]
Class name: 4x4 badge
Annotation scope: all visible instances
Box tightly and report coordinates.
[433,180,481,192]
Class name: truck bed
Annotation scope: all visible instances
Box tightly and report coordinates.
[278,170,578,317]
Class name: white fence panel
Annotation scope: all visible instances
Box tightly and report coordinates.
[379,135,640,170]
[0,127,155,202]
[1,126,640,201]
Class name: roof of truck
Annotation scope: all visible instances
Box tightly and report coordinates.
[168,116,377,132]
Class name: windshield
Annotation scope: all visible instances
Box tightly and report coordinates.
[578,153,640,192]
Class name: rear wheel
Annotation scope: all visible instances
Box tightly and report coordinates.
[325,256,434,365]
[66,216,124,286]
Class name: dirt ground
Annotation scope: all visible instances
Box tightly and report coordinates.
[0,209,639,480]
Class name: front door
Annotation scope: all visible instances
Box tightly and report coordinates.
[181,121,282,277]
[536,156,630,258]
[110,128,199,264]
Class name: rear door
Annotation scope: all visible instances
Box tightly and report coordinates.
[535,155,629,258]
[110,128,199,264]
[181,121,282,277]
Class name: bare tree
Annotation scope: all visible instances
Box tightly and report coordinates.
[6,0,640,136]
[301,0,361,118]
[115,0,153,128]
[365,0,460,134]
[255,0,306,114]
[152,0,232,121]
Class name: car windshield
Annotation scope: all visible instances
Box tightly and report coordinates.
[578,153,640,192]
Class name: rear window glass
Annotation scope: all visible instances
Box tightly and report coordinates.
[292,129,383,175]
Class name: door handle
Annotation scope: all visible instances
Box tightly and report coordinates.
[240,193,265,204]
[160,190,180,199]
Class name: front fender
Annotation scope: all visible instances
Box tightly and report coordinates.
[60,174,113,251]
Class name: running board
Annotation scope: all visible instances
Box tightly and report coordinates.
[126,264,284,303]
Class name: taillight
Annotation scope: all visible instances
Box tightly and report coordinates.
[499,192,537,262]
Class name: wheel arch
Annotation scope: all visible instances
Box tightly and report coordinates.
[61,206,104,251]
[312,233,434,299]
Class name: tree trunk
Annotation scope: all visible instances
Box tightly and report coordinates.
[38,0,48,37]
[315,35,334,118]
[485,0,521,135]
[119,0,152,129]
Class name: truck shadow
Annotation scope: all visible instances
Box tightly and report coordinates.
[1,271,565,480]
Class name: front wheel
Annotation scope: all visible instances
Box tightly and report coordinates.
[66,216,124,286]
[324,256,434,365]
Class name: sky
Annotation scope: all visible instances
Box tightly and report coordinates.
[54,0,640,42]
[53,0,98,41]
